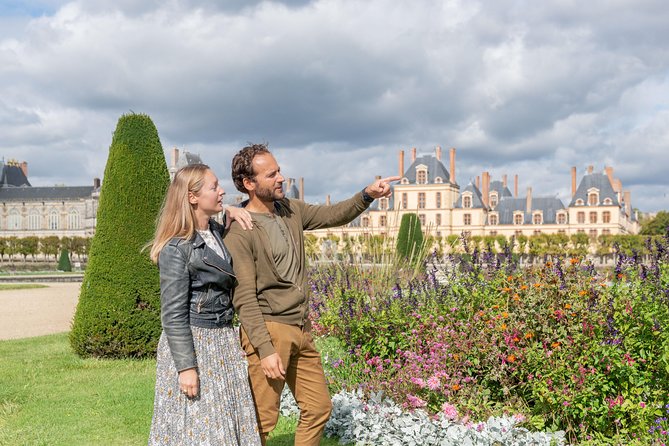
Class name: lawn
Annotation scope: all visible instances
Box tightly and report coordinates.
[0,284,48,291]
[0,333,340,445]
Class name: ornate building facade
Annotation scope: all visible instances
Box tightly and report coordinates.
[310,147,639,239]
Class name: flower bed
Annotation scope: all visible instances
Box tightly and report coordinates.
[307,236,669,444]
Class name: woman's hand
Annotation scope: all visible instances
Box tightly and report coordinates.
[178,368,199,398]
[225,206,253,230]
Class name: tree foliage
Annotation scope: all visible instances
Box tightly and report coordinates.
[640,211,669,235]
[396,213,424,263]
[70,113,169,359]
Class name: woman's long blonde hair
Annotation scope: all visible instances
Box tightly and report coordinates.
[149,164,210,263]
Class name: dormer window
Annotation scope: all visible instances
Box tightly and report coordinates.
[587,188,599,206]
[514,212,523,225]
[401,178,409,184]
[603,198,613,205]
[435,177,443,184]
[532,212,543,225]
[489,192,498,209]
[575,199,584,206]
[489,214,498,225]
[416,165,428,184]
[557,212,567,224]
[463,195,472,208]
[379,198,388,210]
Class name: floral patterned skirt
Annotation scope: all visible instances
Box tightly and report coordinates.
[148,326,261,446]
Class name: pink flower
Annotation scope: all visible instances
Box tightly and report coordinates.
[639,401,646,408]
[407,394,427,408]
[441,402,458,420]
[410,377,426,388]
[427,376,441,390]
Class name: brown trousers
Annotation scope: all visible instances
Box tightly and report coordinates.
[241,321,332,446]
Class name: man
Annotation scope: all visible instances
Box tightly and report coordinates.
[226,143,398,445]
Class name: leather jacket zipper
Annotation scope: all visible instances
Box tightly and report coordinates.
[202,257,237,278]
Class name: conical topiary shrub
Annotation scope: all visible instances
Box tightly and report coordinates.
[396,213,424,264]
[70,113,169,358]
[57,248,72,272]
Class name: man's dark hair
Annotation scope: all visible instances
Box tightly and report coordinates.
[231,143,271,193]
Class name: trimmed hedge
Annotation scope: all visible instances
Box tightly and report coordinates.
[396,213,424,262]
[70,113,169,358]
[57,249,71,271]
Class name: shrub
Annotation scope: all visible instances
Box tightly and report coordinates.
[57,249,71,271]
[396,213,424,264]
[70,113,169,359]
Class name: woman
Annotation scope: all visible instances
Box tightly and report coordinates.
[148,164,261,445]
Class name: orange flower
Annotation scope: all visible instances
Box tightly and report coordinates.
[524,332,533,339]
[533,283,542,288]
[551,342,560,349]
[578,290,588,296]
[502,312,508,318]
[564,303,572,309]
[507,354,516,362]
[452,384,461,391]
[493,305,499,309]
[521,285,528,291]
[617,273,623,279]
[500,323,507,330]
[513,294,521,302]
[478,310,485,317]
[512,337,519,342]
[453,354,460,361]
[502,287,512,292]
[570,257,579,265]
[546,261,553,267]
[600,283,607,288]
[507,275,514,281]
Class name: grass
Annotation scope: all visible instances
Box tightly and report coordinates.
[0,333,342,445]
[0,284,48,291]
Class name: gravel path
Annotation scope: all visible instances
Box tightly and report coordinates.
[0,282,80,340]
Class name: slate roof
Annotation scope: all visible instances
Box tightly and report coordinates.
[569,172,620,207]
[489,180,513,198]
[403,155,453,185]
[493,196,566,224]
[454,183,486,209]
[284,182,300,199]
[0,164,31,187]
[176,152,204,169]
[0,186,94,201]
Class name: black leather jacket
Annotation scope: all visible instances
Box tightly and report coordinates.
[158,219,237,371]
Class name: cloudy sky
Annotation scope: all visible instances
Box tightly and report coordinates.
[1,0,668,212]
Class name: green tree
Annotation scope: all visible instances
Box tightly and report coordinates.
[58,248,72,271]
[640,211,669,235]
[396,213,424,263]
[70,113,169,359]
[19,237,39,262]
[40,236,61,260]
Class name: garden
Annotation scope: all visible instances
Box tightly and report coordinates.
[301,231,669,445]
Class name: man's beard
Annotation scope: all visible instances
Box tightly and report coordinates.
[255,183,284,202]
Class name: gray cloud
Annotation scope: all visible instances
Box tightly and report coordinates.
[0,0,668,212]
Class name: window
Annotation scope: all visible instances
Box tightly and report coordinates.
[464,213,471,225]
[602,229,611,235]
[603,198,613,205]
[577,212,585,224]
[589,212,597,224]
[589,229,597,238]
[533,230,542,235]
[379,216,387,227]
[489,214,498,225]
[603,211,611,223]
[68,209,80,230]
[577,229,585,234]
[435,177,443,184]
[49,211,59,230]
[417,169,427,184]
[558,229,566,235]
[557,213,567,224]
[588,192,598,206]
[29,210,41,230]
[379,198,388,210]
[436,192,441,209]
[514,213,523,225]
[402,193,408,209]
[401,178,409,184]
[8,209,21,230]
[436,214,441,226]
[489,230,497,236]
[362,217,370,227]
[463,196,472,208]
[418,214,426,226]
[489,193,498,208]
[533,213,542,225]
[418,193,426,209]
[515,230,523,236]
[576,199,584,206]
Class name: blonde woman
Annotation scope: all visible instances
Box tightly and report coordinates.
[148,164,261,445]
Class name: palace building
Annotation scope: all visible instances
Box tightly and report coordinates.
[309,147,639,239]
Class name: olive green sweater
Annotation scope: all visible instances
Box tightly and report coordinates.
[225,192,371,359]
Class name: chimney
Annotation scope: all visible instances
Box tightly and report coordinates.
[482,172,490,208]
[526,187,532,214]
[605,166,614,189]
[326,194,331,206]
[411,147,417,162]
[449,148,456,184]
[571,166,577,197]
[171,147,179,168]
[435,145,442,161]
[399,150,405,178]
[19,161,28,178]
[615,179,623,202]
[286,178,294,193]
[587,165,594,174]
[299,177,304,201]
[93,177,101,189]
[476,176,480,189]
[514,174,519,197]
[502,174,507,188]
[624,190,631,217]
